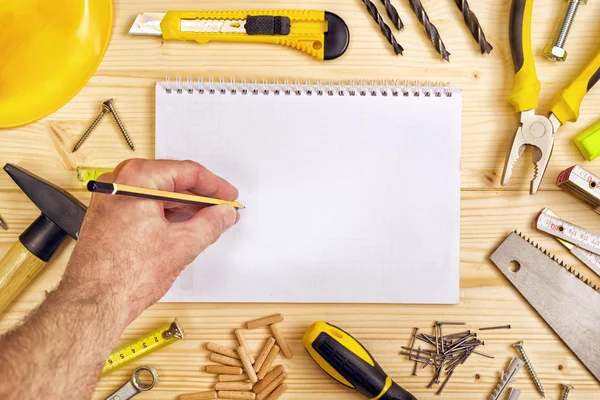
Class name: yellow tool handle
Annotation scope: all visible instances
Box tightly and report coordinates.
[160,10,327,60]
[303,322,416,400]
[0,241,46,313]
[551,50,600,124]
[508,0,540,112]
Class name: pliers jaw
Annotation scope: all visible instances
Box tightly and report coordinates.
[501,110,555,195]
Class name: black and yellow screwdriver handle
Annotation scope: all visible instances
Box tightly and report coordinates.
[303,322,417,400]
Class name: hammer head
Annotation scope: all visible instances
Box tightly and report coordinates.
[4,164,86,239]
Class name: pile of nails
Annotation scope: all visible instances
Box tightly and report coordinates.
[401,321,494,395]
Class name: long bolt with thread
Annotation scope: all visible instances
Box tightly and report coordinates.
[561,384,573,399]
[104,99,135,151]
[72,104,110,152]
[513,341,545,398]
[543,0,585,61]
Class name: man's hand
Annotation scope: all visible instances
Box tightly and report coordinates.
[0,159,240,400]
[63,159,240,323]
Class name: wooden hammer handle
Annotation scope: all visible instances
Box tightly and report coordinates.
[0,240,46,313]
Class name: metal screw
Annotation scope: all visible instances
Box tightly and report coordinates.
[103,99,135,151]
[543,0,586,62]
[72,103,110,152]
[513,341,546,398]
[562,384,573,399]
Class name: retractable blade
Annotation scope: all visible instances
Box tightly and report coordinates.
[128,10,349,61]
[538,208,600,277]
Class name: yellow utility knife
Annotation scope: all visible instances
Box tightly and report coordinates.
[304,322,417,400]
[129,10,349,61]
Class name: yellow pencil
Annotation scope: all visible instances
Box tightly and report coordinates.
[87,181,244,210]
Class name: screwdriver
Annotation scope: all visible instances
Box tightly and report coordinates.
[303,321,417,400]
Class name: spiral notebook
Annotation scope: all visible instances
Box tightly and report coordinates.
[156,78,462,304]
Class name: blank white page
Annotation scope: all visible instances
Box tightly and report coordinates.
[156,80,461,304]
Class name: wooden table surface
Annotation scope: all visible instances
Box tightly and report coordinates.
[1,0,600,399]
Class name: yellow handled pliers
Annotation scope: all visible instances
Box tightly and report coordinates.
[502,0,600,194]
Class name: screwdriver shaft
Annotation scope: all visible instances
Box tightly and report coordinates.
[406,0,451,61]
[453,0,493,54]
[362,0,404,55]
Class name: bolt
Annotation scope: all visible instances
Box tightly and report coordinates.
[103,99,135,151]
[543,0,586,62]
[513,341,546,397]
[72,103,110,152]
[561,384,573,399]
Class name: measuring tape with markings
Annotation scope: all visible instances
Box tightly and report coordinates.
[536,208,600,277]
[557,165,600,214]
[102,320,184,375]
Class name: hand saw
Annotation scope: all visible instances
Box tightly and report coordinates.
[537,208,600,277]
[128,10,349,61]
[490,231,600,382]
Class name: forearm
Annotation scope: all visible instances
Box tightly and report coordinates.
[0,277,129,400]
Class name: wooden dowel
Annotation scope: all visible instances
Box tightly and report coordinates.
[206,343,241,359]
[206,365,244,375]
[252,366,284,394]
[256,372,287,400]
[257,345,280,380]
[215,382,254,391]
[270,324,292,359]
[237,346,259,383]
[234,329,255,364]
[219,374,249,382]
[180,391,218,400]
[263,383,287,400]
[210,353,244,367]
[246,314,284,330]
[253,337,276,372]
[217,391,256,400]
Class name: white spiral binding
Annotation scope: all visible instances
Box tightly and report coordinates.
[163,77,454,97]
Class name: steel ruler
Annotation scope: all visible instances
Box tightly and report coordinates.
[490,232,600,382]
[536,208,600,277]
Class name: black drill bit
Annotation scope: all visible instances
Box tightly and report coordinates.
[453,0,493,54]
[362,0,404,55]
[379,0,404,31]
[405,0,451,61]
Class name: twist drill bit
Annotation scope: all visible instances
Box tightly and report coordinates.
[379,0,404,31]
[405,0,451,61]
[361,0,404,55]
[453,0,493,54]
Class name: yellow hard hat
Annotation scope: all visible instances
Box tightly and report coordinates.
[0,0,113,128]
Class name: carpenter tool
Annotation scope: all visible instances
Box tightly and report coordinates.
[507,387,521,400]
[73,99,135,152]
[561,384,574,399]
[104,366,158,400]
[379,0,404,31]
[490,231,600,382]
[513,341,545,397]
[536,208,600,277]
[573,120,600,161]
[490,357,524,400]
[361,0,404,55]
[0,164,86,313]
[129,10,350,61]
[501,0,600,194]
[303,321,417,400]
[104,99,135,151]
[557,165,600,213]
[543,0,586,62]
[87,181,245,210]
[102,320,183,375]
[77,167,114,184]
[452,0,493,54]
[405,0,450,61]
[479,325,511,331]
[0,214,7,230]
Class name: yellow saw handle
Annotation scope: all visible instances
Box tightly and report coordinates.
[161,10,334,60]
[508,0,540,112]
[303,321,417,400]
[551,50,600,124]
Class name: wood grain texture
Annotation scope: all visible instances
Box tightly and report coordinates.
[0,0,599,399]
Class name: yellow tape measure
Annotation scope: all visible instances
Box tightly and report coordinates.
[76,167,114,183]
[102,320,184,375]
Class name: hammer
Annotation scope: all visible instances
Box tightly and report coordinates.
[0,164,86,313]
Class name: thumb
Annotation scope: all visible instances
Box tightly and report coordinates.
[177,204,238,253]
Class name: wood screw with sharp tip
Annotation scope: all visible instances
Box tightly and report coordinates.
[103,99,135,151]
[562,384,573,399]
[513,341,545,398]
[72,103,110,152]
